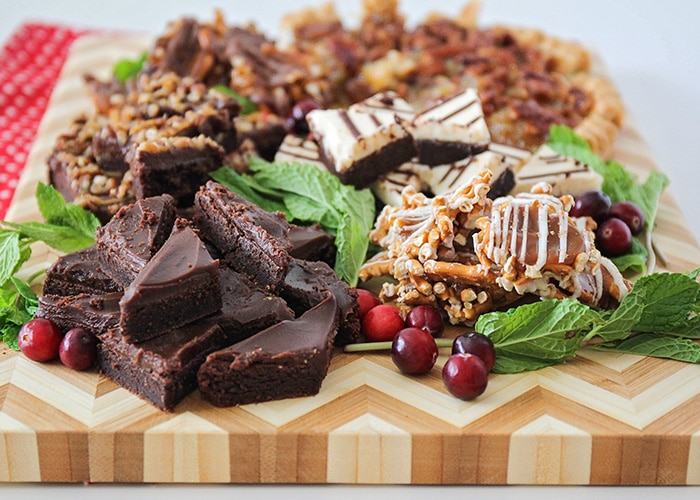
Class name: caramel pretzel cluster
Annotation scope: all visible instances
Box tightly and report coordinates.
[360,173,632,324]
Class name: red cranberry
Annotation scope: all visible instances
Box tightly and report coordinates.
[597,217,632,256]
[356,288,381,318]
[287,99,321,135]
[405,305,444,338]
[361,304,405,342]
[59,327,99,371]
[442,353,489,400]
[391,327,438,375]
[18,318,63,362]
[570,190,611,223]
[609,201,645,235]
[451,332,496,372]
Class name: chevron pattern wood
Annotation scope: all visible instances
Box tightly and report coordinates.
[1,34,699,485]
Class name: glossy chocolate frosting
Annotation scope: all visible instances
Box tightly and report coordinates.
[95,194,177,287]
[118,221,222,342]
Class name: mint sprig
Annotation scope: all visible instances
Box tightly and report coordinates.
[210,158,375,286]
[0,183,99,349]
[210,85,257,115]
[475,268,700,373]
[113,52,147,83]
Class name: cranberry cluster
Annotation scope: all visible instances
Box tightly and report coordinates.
[17,318,98,371]
[356,289,496,400]
[569,190,645,257]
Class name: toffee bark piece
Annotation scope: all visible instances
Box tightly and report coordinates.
[193,181,292,290]
[510,144,603,197]
[128,135,225,208]
[306,106,417,188]
[95,194,177,288]
[35,292,122,338]
[118,223,222,343]
[197,295,338,407]
[212,266,294,340]
[98,319,228,411]
[42,245,121,296]
[409,87,490,166]
[281,258,360,346]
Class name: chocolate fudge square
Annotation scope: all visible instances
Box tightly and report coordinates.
[197,295,338,407]
[95,194,177,288]
[42,245,121,296]
[128,135,225,208]
[194,181,292,290]
[287,223,336,266]
[98,319,228,411]
[119,222,222,343]
[281,258,360,347]
[212,265,294,339]
[35,292,122,338]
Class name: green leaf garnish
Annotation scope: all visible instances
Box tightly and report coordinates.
[113,52,147,83]
[210,85,257,115]
[475,268,700,372]
[475,298,598,373]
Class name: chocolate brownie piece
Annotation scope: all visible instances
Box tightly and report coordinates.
[281,258,360,346]
[128,135,225,208]
[95,194,177,288]
[98,319,227,411]
[119,222,222,343]
[35,292,122,338]
[197,295,338,407]
[287,223,336,266]
[213,265,294,339]
[194,181,292,290]
[42,245,121,296]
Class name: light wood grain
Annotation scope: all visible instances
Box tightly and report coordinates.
[0,34,699,485]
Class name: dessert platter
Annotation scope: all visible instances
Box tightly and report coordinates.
[1,0,700,485]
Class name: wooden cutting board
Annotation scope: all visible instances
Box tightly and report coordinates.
[1,34,700,486]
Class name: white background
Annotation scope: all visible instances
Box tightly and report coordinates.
[2,1,700,499]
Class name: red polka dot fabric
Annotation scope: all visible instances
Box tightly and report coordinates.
[0,24,81,219]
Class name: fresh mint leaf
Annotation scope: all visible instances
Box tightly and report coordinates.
[335,213,371,286]
[593,333,700,363]
[476,298,598,373]
[210,85,257,115]
[35,182,100,239]
[0,277,37,351]
[686,268,700,280]
[611,237,648,274]
[113,52,147,83]
[0,305,31,351]
[210,167,288,213]
[586,289,643,342]
[11,277,38,316]
[630,272,699,334]
[2,221,96,254]
[0,231,21,285]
